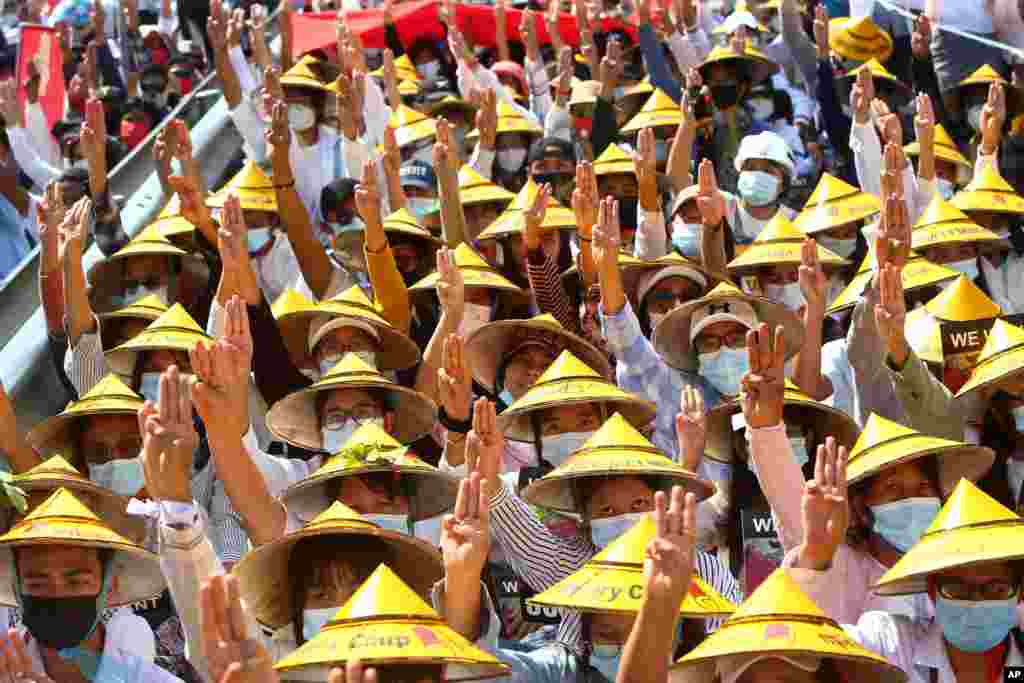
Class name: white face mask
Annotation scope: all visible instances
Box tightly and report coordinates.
[699,346,749,397]
[138,372,162,402]
[590,512,645,549]
[64,158,89,171]
[748,98,774,121]
[543,430,595,467]
[321,416,384,453]
[947,257,979,281]
[288,103,317,131]
[764,281,805,311]
[967,105,984,132]
[496,147,527,173]
[737,170,782,207]
[123,283,169,307]
[365,513,410,534]
[458,303,491,338]
[88,458,146,497]
[416,59,441,80]
[816,234,857,259]
[589,642,623,681]
[671,219,703,259]
[302,607,335,642]
[936,178,956,200]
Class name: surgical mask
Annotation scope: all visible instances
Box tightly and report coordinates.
[496,147,527,173]
[139,372,162,402]
[748,435,809,477]
[288,103,316,131]
[247,227,274,254]
[967,105,984,132]
[870,497,941,552]
[21,591,105,650]
[947,257,979,281]
[406,197,435,221]
[543,431,595,467]
[737,170,781,207]
[764,281,805,311]
[365,513,411,534]
[458,303,491,337]
[748,97,774,121]
[64,158,88,171]
[302,608,335,642]
[936,178,956,200]
[710,82,740,109]
[88,458,146,497]
[671,220,703,259]
[699,346,749,397]
[590,512,645,549]
[654,139,669,164]
[936,595,1017,653]
[123,283,169,306]
[1013,405,1024,433]
[417,59,441,80]
[1007,457,1024,500]
[589,642,622,682]
[499,389,515,406]
[816,234,857,259]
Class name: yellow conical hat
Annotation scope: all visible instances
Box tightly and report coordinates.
[465,313,612,392]
[950,164,1024,215]
[233,500,443,628]
[272,288,317,370]
[383,104,438,149]
[826,251,958,315]
[828,16,893,62]
[845,413,994,494]
[911,195,1002,251]
[498,350,657,441]
[409,243,528,308]
[301,284,422,371]
[457,164,516,207]
[205,160,278,212]
[671,570,905,683]
[335,208,439,254]
[397,79,421,96]
[476,179,577,240]
[266,353,437,451]
[274,565,511,681]
[923,274,1001,322]
[0,488,164,606]
[97,294,170,351]
[87,225,191,292]
[369,53,420,83]
[793,173,880,234]
[521,413,715,512]
[955,319,1024,397]
[711,379,860,449]
[905,124,971,170]
[620,88,682,133]
[622,76,654,99]
[530,515,735,617]
[959,64,1009,89]
[593,143,636,177]
[26,374,144,454]
[105,303,210,377]
[280,54,327,91]
[282,420,457,523]
[466,99,543,143]
[874,479,1024,595]
[727,213,849,274]
[653,281,804,370]
[697,43,779,85]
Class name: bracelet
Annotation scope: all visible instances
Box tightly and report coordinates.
[439,405,473,434]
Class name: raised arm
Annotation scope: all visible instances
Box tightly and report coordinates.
[438,472,491,641]
[666,80,697,193]
[60,198,96,346]
[792,238,832,400]
[436,119,470,247]
[209,0,243,110]
[437,333,473,467]
[696,160,727,273]
[414,248,465,402]
[572,161,599,286]
[38,183,67,341]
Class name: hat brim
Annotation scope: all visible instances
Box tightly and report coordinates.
[727,243,849,274]
[464,318,612,392]
[87,249,190,290]
[955,344,1024,398]
[13,480,147,545]
[26,403,143,454]
[303,308,422,372]
[206,190,279,212]
[710,393,860,450]
[498,385,657,442]
[476,207,578,241]
[409,269,528,309]
[105,328,210,377]
[826,259,957,315]
[620,112,682,134]
[594,161,637,177]
[233,521,443,628]
[846,438,995,495]
[904,142,971,170]
[911,223,1003,252]
[950,190,1024,215]
[793,195,880,234]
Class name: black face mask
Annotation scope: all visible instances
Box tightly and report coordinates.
[711,82,741,110]
[618,198,639,230]
[533,173,574,205]
[21,593,101,649]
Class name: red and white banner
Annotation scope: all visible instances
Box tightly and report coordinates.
[17,24,66,136]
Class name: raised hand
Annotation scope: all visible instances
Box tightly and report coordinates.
[0,630,57,683]
[441,472,491,586]
[91,0,107,44]
[981,81,1006,155]
[467,398,503,499]
[645,486,697,604]
[222,293,254,371]
[519,10,541,62]
[880,142,907,200]
[354,157,383,245]
[57,196,90,267]
[676,385,705,473]
[798,437,849,570]
[200,575,271,683]
[555,46,573,107]
[634,127,658,203]
[168,174,213,231]
[38,182,65,272]
[696,159,725,229]
[523,182,551,253]
[591,195,621,272]
[911,14,931,59]
[798,238,826,316]
[874,262,908,367]
[328,662,376,683]
[740,323,786,429]
[208,0,228,52]
[436,247,466,331]
[189,337,251,447]
[873,99,902,146]
[545,0,564,52]
[81,98,107,196]
[218,193,252,278]
[914,92,935,153]
[475,88,498,151]
[140,365,198,502]
[875,192,910,270]
[572,161,599,238]
[851,67,874,124]
[813,4,829,60]
[439,333,473,422]
[599,38,624,97]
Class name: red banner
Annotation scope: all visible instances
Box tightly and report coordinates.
[17,25,65,137]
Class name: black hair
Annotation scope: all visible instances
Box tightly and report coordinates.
[527,137,576,166]
[319,178,359,218]
[846,456,942,547]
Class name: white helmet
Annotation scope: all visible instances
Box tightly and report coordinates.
[734,131,795,177]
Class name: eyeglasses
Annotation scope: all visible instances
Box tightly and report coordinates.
[322,405,382,429]
[694,332,747,354]
[936,578,1018,601]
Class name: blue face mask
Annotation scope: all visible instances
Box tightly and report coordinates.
[246,227,274,254]
[699,346,749,397]
[590,512,645,549]
[870,497,941,552]
[406,197,435,221]
[670,219,702,259]
[589,643,622,682]
[543,431,594,468]
[499,389,515,407]
[1013,406,1024,433]
[138,372,162,403]
[365,513,411,534]
[88,459,146,497]
[936,595,1017,653]
[302,607,335,642]
[737,170,782,207]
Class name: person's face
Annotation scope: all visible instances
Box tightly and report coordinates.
[303,559,363,610]
[509,231,559,266]
[284,90,317,111]
[539,404,602,437]
[707,62,739,86]
[694,321,748,355]
[62,140,84,166]
[320,388,393,433]
[969,211,1011,232]
[392,242,423,277]
[678,200,701,223]
[643,276,702,316]
[403,185,436,200]
[464,202,504,237]
[496,133,531,153]
[922,243,979,265]
[737,657,819,683]
[123,255,171,291]
[80,414,141,466]
[759,265,799,285]
[861,460,938,508]
[529,157,574,177]
[503,346,559,399]
[112,318,150,347]
[931,561,1017,603]
[599,174,639,199]
[314,327,379,367]
[16,546,107,599]
[338,473,410,515]
[585,476,655,520]
[324,196,358,225]
[590,612,636,645]
[742,158,786,183]
[141,349,191,374]
[411,46,435,66]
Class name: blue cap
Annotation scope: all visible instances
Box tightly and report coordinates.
[399,160,437,192]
